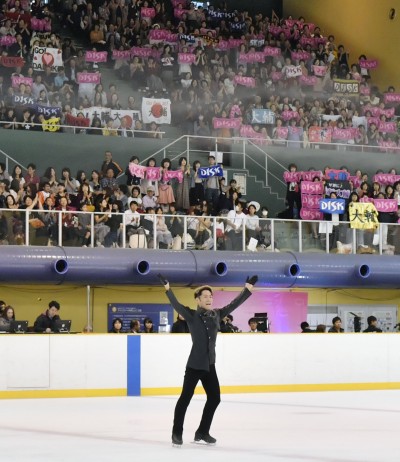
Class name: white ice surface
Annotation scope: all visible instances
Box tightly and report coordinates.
[1,391,400,462]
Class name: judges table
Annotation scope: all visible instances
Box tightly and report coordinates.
[1,333,400,399]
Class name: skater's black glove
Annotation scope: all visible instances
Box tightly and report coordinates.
[157,273,169,286]
[246,275,258,286]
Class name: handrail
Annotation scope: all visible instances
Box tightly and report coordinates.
[0,120,165,137]
[0,148,28,174]
[0,207,394,255]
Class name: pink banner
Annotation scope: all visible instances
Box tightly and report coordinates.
[141,7,155,18]
[11,76,33,88]
[174,8,189,19]
[359,59,378,69]
[285,65,302,78]
[240,125,265,143]
[382,108,395,118]
[275,127,289,139]
[372,174,400,185]
[300,209,323,221]
[77,72,101,84]
[149,29,168,41]
[373,199,398,212]
[0,35,17,46]
[384,93,400,104]
[302,171,323,182]
[291,51,311,61]
[178,53,196,64]
[302,195,323,210]
[360,197,374,204]
[379,121,397,133]
[145,167,162,181]
[228,39,245,48]
[299,75,317,86]
[0,56,25,67]
[85,51,108,63]
[271,71,283,81]
[281,111,299,122]
[229,105,242,119]
[213,118,242,129]
[332,127,355,141]
[299,36,318,47]
[163,170,184,184]
[379,141,399,152]
[367,117,380,127]
[30,17,51,31]
[216,40,229,51]
[131,47,160,58]
[283,171,302,183]
[360,86,371,95]
[301,181,324,195]
[212,290,308,333]
[112,49,132,59]
[348,176,362,189]
[129,164,146,179]
[234,75,256,87]
[263,46,281,57]
[312,65,326,76]
[238,52,265,64]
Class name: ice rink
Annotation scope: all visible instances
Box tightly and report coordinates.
[1,390,400,462]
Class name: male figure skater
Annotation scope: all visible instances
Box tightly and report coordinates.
[158,273,258,447]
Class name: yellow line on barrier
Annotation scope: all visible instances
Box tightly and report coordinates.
[0,389,127,399]
[141,382,400,395]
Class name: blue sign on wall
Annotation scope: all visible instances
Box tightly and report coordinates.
[107,303,174,333]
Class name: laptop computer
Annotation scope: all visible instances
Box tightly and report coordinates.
[56,320,72,333]
[10,320,28,333]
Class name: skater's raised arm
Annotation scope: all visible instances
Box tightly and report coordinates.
[158,273,193,319]
[219,275,258,318]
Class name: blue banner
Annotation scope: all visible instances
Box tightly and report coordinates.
[198,165,223,179]
[35,104,62,118]
[107,303,173,333]
[319,198,346,214]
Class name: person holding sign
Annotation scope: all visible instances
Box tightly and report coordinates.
[159,273,257,447]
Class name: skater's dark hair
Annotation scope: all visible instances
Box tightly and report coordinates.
[194,285,213,298]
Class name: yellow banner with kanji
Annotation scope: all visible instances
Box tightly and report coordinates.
[349,202,379,230]
[42,117,60,132]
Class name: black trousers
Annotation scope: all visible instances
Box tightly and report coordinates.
[173,365,221,436]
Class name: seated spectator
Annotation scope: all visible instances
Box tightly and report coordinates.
[0,305,15,332]
[220,314,239,333]
[316,324,327,333]
[126,320,140,334]
[33,300,61,333]
[171,314,189,333]
[110,317,124,333]
[300,321,314,333]
[143,317,154,333]
[155,206,173,249]
[248,317,260,333]
[363,316,383,333]
[328,316,344,333]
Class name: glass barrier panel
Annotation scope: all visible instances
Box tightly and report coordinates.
[274,219,300,252]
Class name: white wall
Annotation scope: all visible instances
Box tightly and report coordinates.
[0,335,127,393]
[1,333,400,398]
[140,333,400,391]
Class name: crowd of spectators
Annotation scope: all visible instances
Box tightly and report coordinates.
[0,0,399,148]
[2,1,400,253]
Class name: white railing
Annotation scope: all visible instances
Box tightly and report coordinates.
[0,208,395,255]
